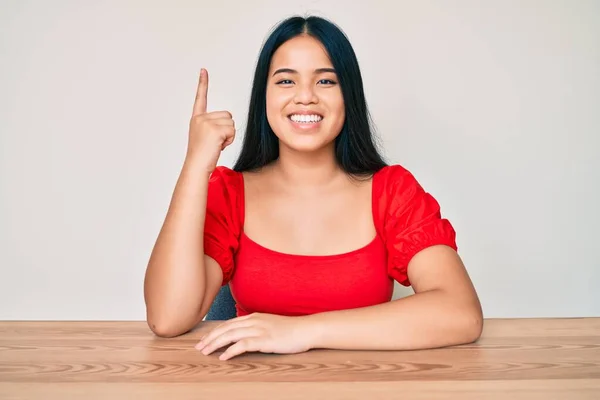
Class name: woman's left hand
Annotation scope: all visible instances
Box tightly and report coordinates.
[195,313,316,360]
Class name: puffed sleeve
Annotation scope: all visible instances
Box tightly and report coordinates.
[203,166,242,286]
[381,165,458,286]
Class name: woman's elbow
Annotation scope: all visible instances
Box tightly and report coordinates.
[458,305,484,344]
[146,312,195,338]
[146,318,181,338]
[148,322,183,338]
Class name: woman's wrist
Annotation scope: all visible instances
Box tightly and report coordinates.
[298,314,324,350]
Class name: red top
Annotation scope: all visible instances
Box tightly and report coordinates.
[203,164,457,317]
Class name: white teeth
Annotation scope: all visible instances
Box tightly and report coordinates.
[290,114,322,123]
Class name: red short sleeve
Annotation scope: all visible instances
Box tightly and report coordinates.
[203,166,243,286]
[375,165,458,286]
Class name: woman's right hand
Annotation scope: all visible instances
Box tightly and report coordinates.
[186,68,236,173]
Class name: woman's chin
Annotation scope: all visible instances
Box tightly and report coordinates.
[279,136,335,153]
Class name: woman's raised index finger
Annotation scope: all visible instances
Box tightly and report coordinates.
[193,68,208,116]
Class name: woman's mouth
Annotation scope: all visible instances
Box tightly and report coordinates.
[288,114,323,130]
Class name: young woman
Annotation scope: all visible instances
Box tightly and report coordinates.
[144,15,483,361]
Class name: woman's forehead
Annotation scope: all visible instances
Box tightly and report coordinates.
[270,36,333,72]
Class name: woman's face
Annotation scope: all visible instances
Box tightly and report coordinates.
[266,35,345,153]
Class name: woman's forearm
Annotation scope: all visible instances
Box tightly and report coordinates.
[304,289,483,351]
[143,157,211,337]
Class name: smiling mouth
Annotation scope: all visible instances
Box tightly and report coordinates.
[287,114,324,125]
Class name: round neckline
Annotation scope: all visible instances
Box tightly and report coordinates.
[236,166,385,260]
[240,230,381,260]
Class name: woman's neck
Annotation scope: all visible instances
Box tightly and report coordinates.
[268,145,344,190]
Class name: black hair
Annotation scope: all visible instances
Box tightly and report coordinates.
[233,15,387,176]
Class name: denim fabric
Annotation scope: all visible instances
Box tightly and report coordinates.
[205,284,237,321]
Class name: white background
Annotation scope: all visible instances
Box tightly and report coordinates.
[1,0,598,320]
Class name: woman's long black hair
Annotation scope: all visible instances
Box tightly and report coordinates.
[233,15,388,176]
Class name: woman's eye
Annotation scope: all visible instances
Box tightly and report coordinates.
[275,79,337,85]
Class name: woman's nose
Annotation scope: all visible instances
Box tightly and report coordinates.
[293,83,318,105]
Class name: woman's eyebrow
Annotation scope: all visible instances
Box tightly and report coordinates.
[315,68,336,74]
[272,67,337,76]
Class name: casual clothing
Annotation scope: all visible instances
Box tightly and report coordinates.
[203,164,457,317]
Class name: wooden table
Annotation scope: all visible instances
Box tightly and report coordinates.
[0,318,598,399]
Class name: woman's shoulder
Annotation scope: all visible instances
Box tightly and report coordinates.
[206,166,244,220]
[373,164,423,197]
[372,163,449,226]
[210,165,242,184]
[207,165,245,197]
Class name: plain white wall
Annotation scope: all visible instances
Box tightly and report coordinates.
[1,0,598,320]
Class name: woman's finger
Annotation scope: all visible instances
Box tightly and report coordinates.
[192,68,208,116]
[196,316,256,351]
[212,118,235,126]
[219,337,262,361]
[201,327,262,356]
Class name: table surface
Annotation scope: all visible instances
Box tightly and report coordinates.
[0,318,598,399]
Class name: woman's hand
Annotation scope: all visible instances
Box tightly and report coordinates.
[195,313,315,360]
[186,68,236,174]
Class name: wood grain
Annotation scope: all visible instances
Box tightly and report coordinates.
[0,318,598,399]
